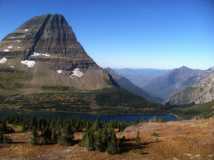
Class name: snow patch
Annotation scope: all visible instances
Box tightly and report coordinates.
[3,49,10,52]
[16,40,21,43]
[10,65,15,68]
[32,52,41,57]
[0,57,7,64]
[57,70,63,74]
[32,52,50,57]
[21,60,35,68]
[70,68,84,78]
[17,46,21,49]
[7,45,13,49]
[42,53,50,57]
[24,29,29,32]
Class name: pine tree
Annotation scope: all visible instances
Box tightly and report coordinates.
[31,127,38,145]
[43,128,53,144]
[94,129,106,152]
[58,126,73,145]
[81,129,95,151]
[106,128,119,154]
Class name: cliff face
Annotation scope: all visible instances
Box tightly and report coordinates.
[0,14,112,91]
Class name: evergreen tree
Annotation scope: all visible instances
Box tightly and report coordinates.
[31,127,38,145]
[106,128,119,154]
[81,129,95,151]
[43,128,53,144]
[106,129,119,154]
[58,126,73,145]
[94,129,106,152]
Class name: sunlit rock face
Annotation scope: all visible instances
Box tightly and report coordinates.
[0,14,113,90]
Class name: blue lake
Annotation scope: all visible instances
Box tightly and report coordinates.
[0,111,177,122]
[68,113,177,122]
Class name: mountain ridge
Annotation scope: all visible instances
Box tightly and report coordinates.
[142,66,208,103]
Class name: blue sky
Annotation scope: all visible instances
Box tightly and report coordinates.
[0,0,213,69]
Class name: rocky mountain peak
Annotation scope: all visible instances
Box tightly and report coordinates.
[0,14,113,90]
[0,14,95,68]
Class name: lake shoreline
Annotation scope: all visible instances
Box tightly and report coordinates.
[0,110,177,122]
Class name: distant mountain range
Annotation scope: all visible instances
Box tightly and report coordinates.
[106,68,162,103]
[143,66,206,102]
[112,66,214,105]
[113,68,169,88]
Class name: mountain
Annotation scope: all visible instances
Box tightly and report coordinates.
[0,14,155,113]
[106,68,162,103]
[113,68,169,88]
[168,71,214,105]
[0,14,112,90]
[143,66,206,103]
